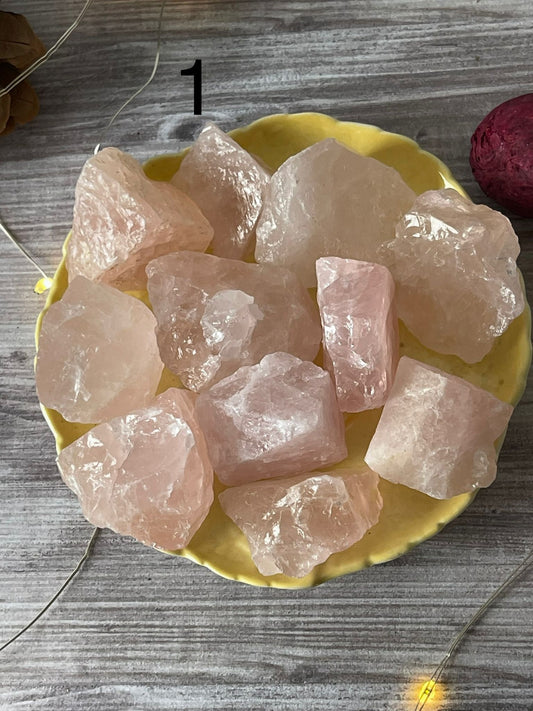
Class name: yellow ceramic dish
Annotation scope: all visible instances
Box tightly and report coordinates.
[36,112,532,589]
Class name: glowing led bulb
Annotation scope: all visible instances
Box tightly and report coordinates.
[34,277,53,294]
[418,679,437,703]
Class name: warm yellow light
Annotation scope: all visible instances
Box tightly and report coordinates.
[34,277,53,295]
[418,680,437,703]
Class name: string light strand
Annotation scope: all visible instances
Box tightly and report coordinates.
[0,0,96,99]
[0,214,50,281]
[94,0,167,154]
[415,547,533,710]
[0,527,100,654]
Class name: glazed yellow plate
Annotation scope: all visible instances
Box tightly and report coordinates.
[36,112,532,589]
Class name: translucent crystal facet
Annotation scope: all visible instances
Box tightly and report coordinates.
[35,276,163,423]
[172,123,270,259]
[380,188,524,363]
[364,356,514,499]
[67,147,213,289]
[57,389,214,549]
[195,352,347,486]
[316,257,399,412]
[255,138,416,287]
[219,466,383,578]
[146,251,322,392]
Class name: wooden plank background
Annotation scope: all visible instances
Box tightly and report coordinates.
[0,1,532,709]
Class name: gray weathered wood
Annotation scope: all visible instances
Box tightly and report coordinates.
[1,1,532,709]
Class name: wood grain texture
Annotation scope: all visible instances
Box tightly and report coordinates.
[0,1,532,709]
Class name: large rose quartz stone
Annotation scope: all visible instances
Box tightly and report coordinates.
[57,389,213,549]
[380,188,524,363]
[364,356,514,499]
[219,467,383,578]
[316,257,399,412]
[67,147,213,290]
[146,251,322,392]
[172,123,270,259]
[35,276,163,423]
[195,352,347,486]
[255,138,416,287]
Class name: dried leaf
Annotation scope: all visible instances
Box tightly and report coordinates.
[0,11,46,70]
[0,92,10,133]
[0,63,39,131]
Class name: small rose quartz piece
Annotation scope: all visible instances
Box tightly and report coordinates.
[172,123,270,259]
[255,138,416,287]
[195,352,347,486]
[364,356,514,499]
[146,251,322,392]
[57,389,213,549]
[67,147,213,289]
[219,467,383,578]
[380,188,524,363]
[35,276,163,423]
[316,257,399,412]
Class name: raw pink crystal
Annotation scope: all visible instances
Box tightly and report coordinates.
[380,188,524,363]
[172,123,270,259]
[255,138,416,287]
[219,466,383,578]
[316,257,399,412]
[195,352,347,486]
[35,276,163,423]
[67,147,213,290]
[364,356,514,499]
[146,251,322,392]
[57,389,213,550]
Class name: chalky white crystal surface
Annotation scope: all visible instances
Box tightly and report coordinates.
[219,467,383,578]
[172,123,270,259]
[67,147,213,289]
[380,188,524,363]
[364,356,514,499]
[195,352,348,486]
[146,251,322,392]
[255,138,416,287]
[57,389,213,549]
[316,257,399,412]
[35,276,163,423]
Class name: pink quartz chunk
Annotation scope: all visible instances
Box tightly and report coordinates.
[316,257,399,412]
[195,352,348,486]
[255,138,416,287]
[364,356,514,499]
[67,147,213,290]
[57,389,213,550]
[35,276,163,424]
[146,251,322,392]
[172,123,270,259]
[219,466,383,578]
[380,188,524,363]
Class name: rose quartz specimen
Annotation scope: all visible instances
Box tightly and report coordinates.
[380,188,524,363]
[171,123,270,259]
[316,257,399,412]
[255,138,416,287]
[35,276,163,423]
[195,352,348,486]
[66,147,213,290]
[364,356,514,499]
[57,389,213,550]
[146,251,322,392]
[219,466,383,578]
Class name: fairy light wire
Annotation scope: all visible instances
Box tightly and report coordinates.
[0,0,96,99]
[0,527,100,654]
[93,0,167,154]
[0,215,49,279]
[415,547,533,710]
